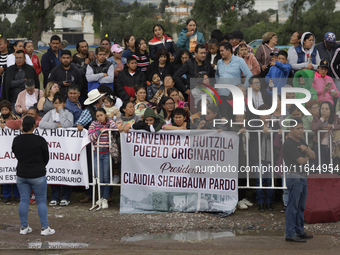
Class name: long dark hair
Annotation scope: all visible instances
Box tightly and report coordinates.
[319,101,334,124]
[119,101,134,116]
[155,48,170,63]
[157,96,175,120]
[134,37,149,59]
[173,49,192,66]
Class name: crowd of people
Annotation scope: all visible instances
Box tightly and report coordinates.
[0,19,340,239]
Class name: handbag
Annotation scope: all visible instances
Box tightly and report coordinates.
[109,132,121,164]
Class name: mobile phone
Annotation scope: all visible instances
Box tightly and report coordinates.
[327,82,332,86]
[323,122,328,128]
[66,80,72,83]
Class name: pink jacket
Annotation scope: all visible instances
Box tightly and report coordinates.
[238,52,261,76]
[15,89,44,114]
[312,72,339,105]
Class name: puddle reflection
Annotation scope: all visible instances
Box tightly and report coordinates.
[28,241,89,249]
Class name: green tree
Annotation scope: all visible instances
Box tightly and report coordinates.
[160,0,169,14]
[0,17,13,37]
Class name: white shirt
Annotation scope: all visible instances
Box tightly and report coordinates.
[25,92,37,110]
[252,90,264,109]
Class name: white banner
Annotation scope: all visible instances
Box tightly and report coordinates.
[0,127,90,188]
[120,130,239,214]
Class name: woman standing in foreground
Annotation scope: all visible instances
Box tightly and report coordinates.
[12,116,55,236]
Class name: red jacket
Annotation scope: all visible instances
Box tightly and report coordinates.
[31,54,41,76]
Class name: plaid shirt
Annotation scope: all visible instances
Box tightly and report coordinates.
[75,108,93,127]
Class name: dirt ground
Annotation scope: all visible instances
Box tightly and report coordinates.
[1,188,340,254]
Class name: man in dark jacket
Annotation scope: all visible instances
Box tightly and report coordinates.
[116,56,146,101]
[1,50,39,108]
[41,35,62,88]
[173,44,214,95]
[315,32,339,77]
[47,50,82,97]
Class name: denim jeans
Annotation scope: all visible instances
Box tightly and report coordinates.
[285,174,307,238]
[16,176,49,228]
[50,185,73,201]
[254,161,274,204]
[2,184,20,198]
[94,151,110,200]
[282,177,289,206]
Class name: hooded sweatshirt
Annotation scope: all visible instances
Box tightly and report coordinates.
[176,28,205,52]
[238,52,261,76]
[265,60,291,94]
[132,107,165,132]
[312,71,339,105]
[293,70,318,100]
[288,32,321,71]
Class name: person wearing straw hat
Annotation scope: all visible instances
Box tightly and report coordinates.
[76,89,105,132]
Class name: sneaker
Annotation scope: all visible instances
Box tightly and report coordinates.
[96,198,103,206]
[20,226,32,235]
[113,175,119,184]
[241,198,253,207]
[237,200,248,210]
[281,206,287,213]
[41,226,55,236]
[2,197,10,203]
[49,200,59,206]
[29,195,36,204]
[60,200,70,206]
[101,198,109,209]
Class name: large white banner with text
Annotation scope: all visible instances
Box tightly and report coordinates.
[0,127,90,188]
[120,130,239,214]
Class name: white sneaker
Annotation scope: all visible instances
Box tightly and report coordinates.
[241,198,253,207]
[96,198,103,206]
[101,198,109,209]
[49,200,59,206]
[113,175,119,184]
[41,226,55,236]
[20,226,32,235]
[60,200,70,206]
[237,201,248,210]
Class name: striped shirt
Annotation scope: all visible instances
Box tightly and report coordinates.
[132,53,150,72]
[0,53,8,69]
[88,119,118,152]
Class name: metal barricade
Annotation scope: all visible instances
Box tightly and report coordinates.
[89,129,121,211]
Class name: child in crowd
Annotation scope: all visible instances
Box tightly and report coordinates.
[206,39,221,72]
[196,104,226,131]
[163,107,190,130]
[265,50,291,94]
[135,102,147,116]
[88,108,118,209]
[293,69,318,101]
[116,56,146,101]
[237,43,261,76]
[132,107,165,132]
[116,101,142,133]
[39,93,74,129]
[147,72,162,101]
[229,113,253,210]
[103,95,120,119]
[248,76,271,121]
[312,59,339,105]
[132,37,150,73]
[168,87,185,108]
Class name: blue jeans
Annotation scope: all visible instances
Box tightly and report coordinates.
[254,161,274,204]
[282,177,289,206]
[94,151,110,200]
[16,176,49,228]
[285,174,307,238]
[2,184,20,198]
[50,185,73,201]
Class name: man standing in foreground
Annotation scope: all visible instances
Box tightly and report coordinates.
[283,118,315,242]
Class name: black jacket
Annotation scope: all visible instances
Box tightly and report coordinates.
[116,66,146,101]
[146,61,174,82]
[41,47,61,88]
[173,58,214,94]
[315,41,340,77]
[1,63,39,101]
[47,63,82,97]
[72,54,89,95]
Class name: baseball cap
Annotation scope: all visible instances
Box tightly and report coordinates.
[270,52,278,56]
[111,44,123,53]
[318,59,329,68]
[229,30,244,40]
[324,32,336,47]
